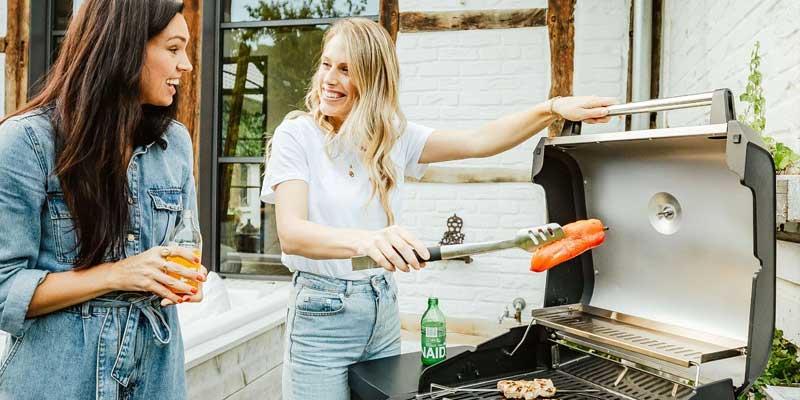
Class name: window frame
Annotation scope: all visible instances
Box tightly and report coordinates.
[28,0,50,95]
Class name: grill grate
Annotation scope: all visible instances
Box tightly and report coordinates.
[561,357,693,400]
[416,357,692,400]
[532,304,745,367]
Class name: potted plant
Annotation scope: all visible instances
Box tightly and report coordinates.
[738,42,800,243]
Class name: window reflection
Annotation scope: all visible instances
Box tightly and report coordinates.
[218,163,284,275]
[220,25,328,158]
[222,0,376,23]
[219,25,329,276]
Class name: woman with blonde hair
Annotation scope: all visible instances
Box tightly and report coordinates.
[261,17,615,399]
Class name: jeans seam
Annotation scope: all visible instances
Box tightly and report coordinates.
[0,335,24,378]
[287,285,302,366]
[361,291,381,359]
[96,308,114,400]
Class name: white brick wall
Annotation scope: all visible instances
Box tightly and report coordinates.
[396,0,630,321]
[398,0,630,170]
[661,0,800,343]
[397,183,547,318]
[660,0,800,151]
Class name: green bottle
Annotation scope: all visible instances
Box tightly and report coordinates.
[421,297,446,365]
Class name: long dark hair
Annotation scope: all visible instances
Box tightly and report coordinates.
[3,0,185,269]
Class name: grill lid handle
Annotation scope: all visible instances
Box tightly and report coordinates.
[560,88,735,136]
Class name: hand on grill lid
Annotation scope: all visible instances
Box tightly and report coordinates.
[530,219,606,273]
[497,379,557,399]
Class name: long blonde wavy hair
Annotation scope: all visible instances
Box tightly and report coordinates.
[284,18,405,225]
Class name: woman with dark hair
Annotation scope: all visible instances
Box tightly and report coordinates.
[0,1,204,398]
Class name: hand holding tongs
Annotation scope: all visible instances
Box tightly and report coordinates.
[351,223,566,271]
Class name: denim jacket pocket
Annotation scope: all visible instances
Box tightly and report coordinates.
[148,188,183,246]
[47,193,79,264]
[295,287,345,316]
[0,335,24,379]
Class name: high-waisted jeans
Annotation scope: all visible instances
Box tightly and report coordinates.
[282,271,401,400]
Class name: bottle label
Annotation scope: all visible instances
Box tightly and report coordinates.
[169,241,199,249]
[421,324,446,365]
[422,346,446,359]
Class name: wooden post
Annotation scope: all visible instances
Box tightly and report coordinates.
[546,0,576,137]
[5,0,29,114]
[379,0,399,42]
[178,0,203,180]
[399,9,546,33]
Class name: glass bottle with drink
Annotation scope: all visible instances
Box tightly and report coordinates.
[166,210,202,294]
[421,297,447,365]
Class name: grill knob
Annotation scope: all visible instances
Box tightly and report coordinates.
[648,192,682,235]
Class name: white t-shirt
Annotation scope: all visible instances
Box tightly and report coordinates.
[260,115,434,280]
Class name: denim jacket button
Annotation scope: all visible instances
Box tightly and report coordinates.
[127,234,136,242]
[127,197,134,205]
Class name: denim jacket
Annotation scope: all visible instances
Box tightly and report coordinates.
[0,106,197,399]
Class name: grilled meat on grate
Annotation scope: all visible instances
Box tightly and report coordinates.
[497,379,557,399]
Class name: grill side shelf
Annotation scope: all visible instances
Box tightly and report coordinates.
[531,304,746,368]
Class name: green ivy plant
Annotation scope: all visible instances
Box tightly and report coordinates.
[741,329,800,400]
[738,41,800,173]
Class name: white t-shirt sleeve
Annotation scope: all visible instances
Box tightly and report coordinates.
[403,121,434,179]
[260,122,309,204]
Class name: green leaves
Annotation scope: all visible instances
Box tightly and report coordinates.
[775,143,800,172]
[740,330,800,400]
[737,41,799,174]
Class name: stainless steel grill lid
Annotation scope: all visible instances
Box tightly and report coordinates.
[530,90,776,392]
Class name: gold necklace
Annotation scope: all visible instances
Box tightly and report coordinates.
[348,146,367,178]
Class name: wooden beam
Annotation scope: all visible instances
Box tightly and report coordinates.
[407,166,530,184]
[379,0,399,42]
[177,0,203,179]
[546,0,576,137]
[5,0,29,114]
[400,8,546,33]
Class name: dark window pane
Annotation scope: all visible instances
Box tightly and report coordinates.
[53,0,85,31]
[218,163,287,276]
[53,0,78,31]
[222,0,378,23]
[220,25,325,157]
[51,35,66,64]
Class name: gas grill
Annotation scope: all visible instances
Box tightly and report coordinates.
[349,89,776,400]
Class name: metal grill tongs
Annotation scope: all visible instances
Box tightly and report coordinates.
[351,223,566,271]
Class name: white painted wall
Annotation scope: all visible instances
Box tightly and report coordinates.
[660,0,800,344]
[395,0,631,319]
[660,0,800,151]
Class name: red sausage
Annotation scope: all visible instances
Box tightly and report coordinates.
[530,219,606,273]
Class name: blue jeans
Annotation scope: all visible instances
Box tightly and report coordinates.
[0,293,186,400]
[282,271,401,400]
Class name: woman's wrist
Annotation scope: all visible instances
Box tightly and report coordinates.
[532,98,561,124]
[95,262,119,292]
[548,96,563,120]
[349,229,373,256]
